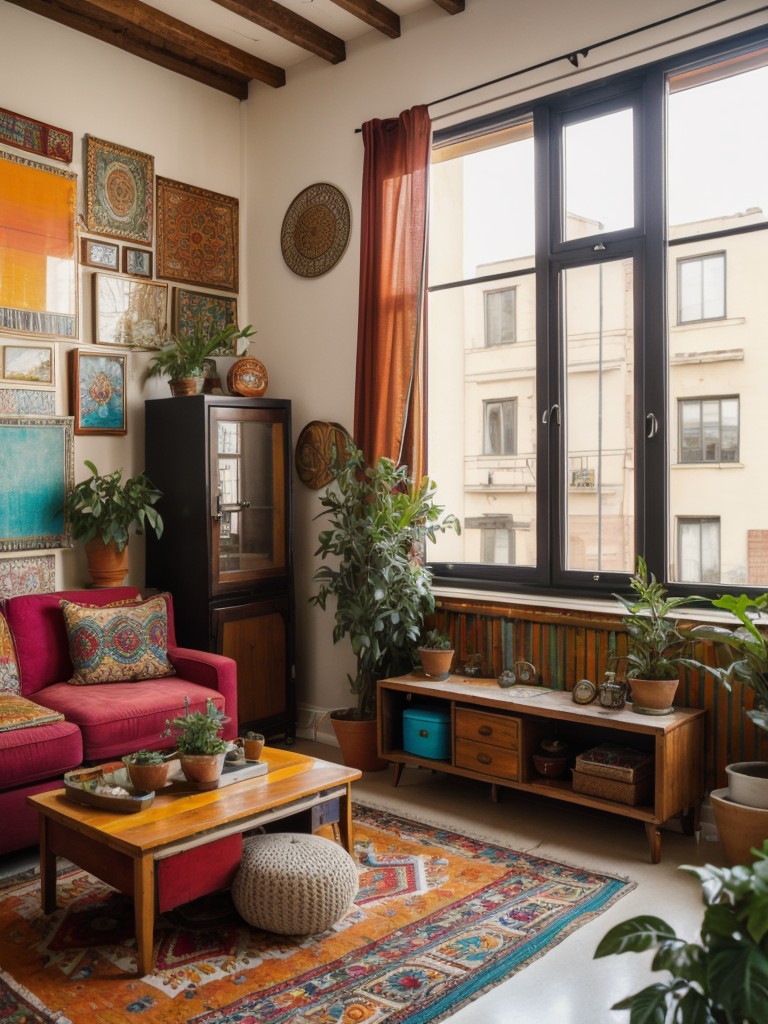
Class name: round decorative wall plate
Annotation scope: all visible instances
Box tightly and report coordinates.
[280,183,351,278]
[295,420,352,489]
[227,357,268,397]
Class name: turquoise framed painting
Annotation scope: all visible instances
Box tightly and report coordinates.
[0,416,73,550]
[69,349,127,435]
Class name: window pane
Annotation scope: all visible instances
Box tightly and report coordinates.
[678,519,720,583]
[563,108,634,240]
[563,260,635,572]
[485,288,516,345]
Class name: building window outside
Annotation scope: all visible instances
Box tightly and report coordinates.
[678,518,721,583]
[484,287,516,345]
[679,397,739,463]
[484,399,517,455]
[677,254,725,323]
[482,528,516,564]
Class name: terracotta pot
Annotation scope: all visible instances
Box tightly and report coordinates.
[169,377,205,396]
[239,734,265,761]
[84,538,129,587]
[179,752,226,784]
[330,711,387,772]
[125,760,170,792]
[711,787,768,865]
[417,647,454,679]
[628,676,679,715]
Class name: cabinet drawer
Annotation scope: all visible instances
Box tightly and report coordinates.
[455,738,520,781]
[455,708,519,749]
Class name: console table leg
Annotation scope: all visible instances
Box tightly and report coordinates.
[644,822,662,864]
[338,784,354,855]
[391,762,404,787]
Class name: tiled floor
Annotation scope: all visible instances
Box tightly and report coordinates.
[2,739,725,1023]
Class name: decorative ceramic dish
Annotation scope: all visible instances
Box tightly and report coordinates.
[227,357,268,397]
[63,769,155,813]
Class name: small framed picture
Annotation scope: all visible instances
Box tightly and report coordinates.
[1,344,55,386]
[93,272,167,348]
[69,348,127,435]
[80,237,119,271]
[123,246,153,278]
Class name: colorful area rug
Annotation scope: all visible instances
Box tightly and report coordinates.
[0,805,633,1023]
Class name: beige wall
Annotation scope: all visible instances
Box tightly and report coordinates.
[1,0,764,736]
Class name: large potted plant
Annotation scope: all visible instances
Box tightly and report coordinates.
[163,697,229,787]
[62,460,164,586]
[690,593,768,863]
[595,840,768,1024]
[145,323,254,396]
[613,556,701,715]
[310,444,460,771]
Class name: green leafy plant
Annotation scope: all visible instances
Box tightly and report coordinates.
[419,629,453,650]
[145,323,255,381]
[595,840,768,1024]
[614,556,701,680]
[689,593,768,734]
[310,444,461,720]
[124,749,165,765]
[62,460,163,552]
[163,697,228,755]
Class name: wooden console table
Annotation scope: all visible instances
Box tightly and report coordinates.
[378,674,705,863]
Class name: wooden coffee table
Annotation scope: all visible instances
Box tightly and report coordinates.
[27,747,361,975]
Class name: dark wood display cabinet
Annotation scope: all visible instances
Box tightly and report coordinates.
[145,396,295,740]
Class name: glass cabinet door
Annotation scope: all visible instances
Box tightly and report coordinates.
[210,406,287,593]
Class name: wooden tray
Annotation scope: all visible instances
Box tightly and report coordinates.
[63,772,155,813]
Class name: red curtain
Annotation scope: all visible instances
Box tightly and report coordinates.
[353,105,431,482]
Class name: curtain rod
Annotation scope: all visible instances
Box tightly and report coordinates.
[353,0,731,132]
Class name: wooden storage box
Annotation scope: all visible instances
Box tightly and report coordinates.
[575,744,652,783]
[572,768,652,805]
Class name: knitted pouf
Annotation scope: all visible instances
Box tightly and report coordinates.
[232,833,359,935]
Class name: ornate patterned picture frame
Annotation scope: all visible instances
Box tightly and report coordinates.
[0,150,77,339]
[0,554,56,597]
[69,349,127,436]
[156,176,239,292]
[122,246,152,278]
[0,416,73,551]
[1,344,55,387]
[172,287,238,348]
[85,136,154,245]
[0,106,72,163]
[80,237,119,271]
[93,273,167,348]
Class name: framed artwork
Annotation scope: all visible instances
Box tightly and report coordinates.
[0,554,56,597]
[0,388,55,415]
[85,135,154,244]
[0,416,73,551]
[172,287,238,350]
[80,237,119,271]
[1,344,54,386]
[123,246,152,278]
[69,349,127,435]
[156,176,238,292]
[0,150,77,339]
[93,273,167,348]
[0,107,72,163]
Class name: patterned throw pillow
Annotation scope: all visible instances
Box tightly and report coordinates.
[61,594,176,685]
[0,612,21,695]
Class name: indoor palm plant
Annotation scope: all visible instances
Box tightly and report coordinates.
[613,556,701,715]
[595,840,768,1024]
[310,444,460,770]
[163,697,229,785]
[63,459,163,586]
[145,323,254,395]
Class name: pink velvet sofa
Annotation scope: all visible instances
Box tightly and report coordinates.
[0,587,238,857]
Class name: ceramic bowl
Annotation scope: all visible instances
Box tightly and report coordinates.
[532,753,569,778]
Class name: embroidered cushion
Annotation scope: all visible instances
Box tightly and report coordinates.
[0,693,64,731]
[60,594,176,685]
[0,613,21,695]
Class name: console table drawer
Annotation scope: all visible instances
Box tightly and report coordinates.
[455,708,519,749]
[455,738,520,780]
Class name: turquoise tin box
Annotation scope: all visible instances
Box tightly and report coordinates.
[402,706,451,760]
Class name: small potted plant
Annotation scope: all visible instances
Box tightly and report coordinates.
[122,749,170,792]
[594,840,768,1024]
[416,629,454,679]
[145,323,254,396]
[62,460,164,586]
[163,697,229,786]
[613,556,701,715]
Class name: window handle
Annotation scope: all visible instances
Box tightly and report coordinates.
[542,404,560,426]
[646,412,659,439]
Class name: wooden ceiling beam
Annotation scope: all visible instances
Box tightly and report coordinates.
[210,0,346,64]
[432,0,465,13]
[5,0,286,96]
[329,0,400,39]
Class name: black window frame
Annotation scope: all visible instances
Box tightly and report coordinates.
[427,25,768,600]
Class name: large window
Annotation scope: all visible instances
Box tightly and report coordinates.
[427,30,768,594]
